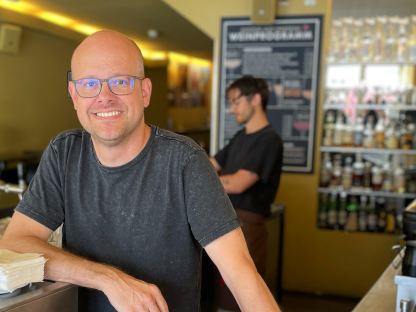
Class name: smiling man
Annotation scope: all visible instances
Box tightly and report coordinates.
[0,31,280,312]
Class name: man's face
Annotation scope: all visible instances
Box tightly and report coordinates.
[227,88,255,125]
[68,33,151,148]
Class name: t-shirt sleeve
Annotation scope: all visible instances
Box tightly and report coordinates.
[15,142,64,231]
[214,144,229,169]
[240,135,283,183]
[183,150,240,247]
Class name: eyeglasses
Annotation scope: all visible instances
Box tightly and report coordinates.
[70,74,145,98]
[227,94,245,108]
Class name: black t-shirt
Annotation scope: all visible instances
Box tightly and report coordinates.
[16,126,239,312]
[215,125,283,217]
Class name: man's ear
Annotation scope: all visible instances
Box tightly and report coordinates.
[252,93,262,108]
[141,78,152,108]
[68,82,78,111]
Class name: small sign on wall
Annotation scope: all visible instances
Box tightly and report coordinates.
[0,24,22,54]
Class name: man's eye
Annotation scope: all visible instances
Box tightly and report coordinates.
[82,80,99,88]
[111,78,129,86]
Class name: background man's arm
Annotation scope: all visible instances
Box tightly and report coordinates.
[205,227,280,311]
[209,157,222,173]
[0,212,168,312]
[219,170,259,194]
[209,157,259,194]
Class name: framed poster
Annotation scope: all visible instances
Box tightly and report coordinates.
[217,16,322,173]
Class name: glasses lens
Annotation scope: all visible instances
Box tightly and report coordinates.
[108,76,135,95]
[228,94,243,107]
[76,78,100,97]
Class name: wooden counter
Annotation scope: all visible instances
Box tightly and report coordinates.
[352,254,400,311]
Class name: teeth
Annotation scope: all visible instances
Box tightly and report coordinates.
[96,111,121,117]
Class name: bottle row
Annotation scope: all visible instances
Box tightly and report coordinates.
[318,192,404,233]
[325,87,416,107]
[323,110,416,150]
[320,153,416,194]
[328,15,416,64]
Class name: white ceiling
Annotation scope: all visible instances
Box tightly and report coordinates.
[14,0,213,59]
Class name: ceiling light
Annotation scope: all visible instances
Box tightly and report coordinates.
[37,11,74,27]
[0,0,37,13]
[147,29,159,39]
[72,24,101,35]
[168,52,211,67]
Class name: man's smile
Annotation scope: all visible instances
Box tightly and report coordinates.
[94,111,122,118]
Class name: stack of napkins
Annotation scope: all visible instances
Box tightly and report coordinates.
[0,249,46,293]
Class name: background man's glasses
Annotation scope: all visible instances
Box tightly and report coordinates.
[227,94,244,108]
[69,74,145,98]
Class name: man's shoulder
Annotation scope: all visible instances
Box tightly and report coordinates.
[265,126,282,140]
[52,129,84,143]
[227,128,245,143]
[153,126,204,153]
[243,126,283,155]
[49,129,86,151]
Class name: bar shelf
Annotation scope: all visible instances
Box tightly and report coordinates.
[320,146,416,155]
[318,187,416,200]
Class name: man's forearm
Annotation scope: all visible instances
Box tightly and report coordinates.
[0,236,110,291]
[223,263,280,312]
[0,235,168,311]
[206,229,280,311]
[219,170,259,194]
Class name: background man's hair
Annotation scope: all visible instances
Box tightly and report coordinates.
[227,75,269,110]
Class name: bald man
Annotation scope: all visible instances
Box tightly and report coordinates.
[0,30,280,312]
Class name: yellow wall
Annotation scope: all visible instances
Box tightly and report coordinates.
[0,26,79,156]
[144,64,169,129]
[0,22,80,209]
[168,106,210,131]
[164,0,398,298]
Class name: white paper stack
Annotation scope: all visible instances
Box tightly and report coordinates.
[0,249,46,294]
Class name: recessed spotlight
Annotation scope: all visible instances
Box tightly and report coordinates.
[147,29,159,39]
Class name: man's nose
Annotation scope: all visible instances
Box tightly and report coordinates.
[97,81,114,100]
[229,104,237,114]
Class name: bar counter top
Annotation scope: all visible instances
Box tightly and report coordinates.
[352,254,400,312]
[0,281,77,312]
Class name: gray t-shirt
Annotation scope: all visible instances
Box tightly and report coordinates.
[16,126,239,312]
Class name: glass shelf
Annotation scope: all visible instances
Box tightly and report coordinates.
[320,146,416,155]
[318,187,416,199]
[326,61,416,66]
[323,104,416,111]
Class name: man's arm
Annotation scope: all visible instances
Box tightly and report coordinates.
[219,170,259,194]
[209,157,222,173]
[205,228,281,312]
[0,212,168,312]
[210,157,259,194]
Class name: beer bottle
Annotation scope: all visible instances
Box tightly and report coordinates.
[345,195,359,232]
[318,193,329,228]
[367,196,378,232]
[338,192,348,230]
[320,153,332,187]
[376,197,387,233]
[358,195,368,232]
[327,192,338,230]
[331,154,343,187]
[385,198,396,234]
[342,157,353,190]
[352,154,365,189]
